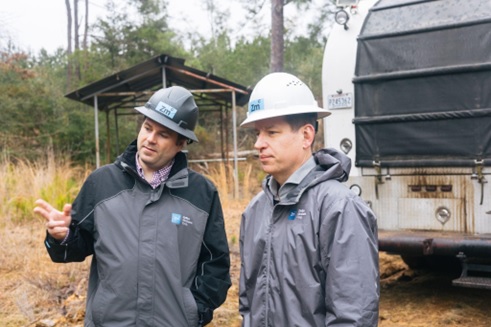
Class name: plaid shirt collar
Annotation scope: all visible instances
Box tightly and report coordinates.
[136,154,174,189]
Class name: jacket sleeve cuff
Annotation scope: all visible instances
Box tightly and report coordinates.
[198,306,213,326]
[45,229,71,248]
[60,229,71,245]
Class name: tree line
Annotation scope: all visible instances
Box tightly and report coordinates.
[0,0,336,166]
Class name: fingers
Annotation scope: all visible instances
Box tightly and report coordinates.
[46,218,66,229]
[33,199,72,223]
[63,203,72,217]
[34,199,72,241]
[46,221,69,241]
[34,199,53,213]
[34,199,56,221]
[33,203,51,221]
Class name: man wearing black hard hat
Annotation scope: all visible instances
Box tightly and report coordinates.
[34,86,231,327]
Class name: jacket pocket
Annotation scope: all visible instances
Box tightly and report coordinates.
[182,287,199,326]
[90,282,112,325]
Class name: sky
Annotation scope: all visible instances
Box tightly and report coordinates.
[0,0,330,54]
[0,0,230,53]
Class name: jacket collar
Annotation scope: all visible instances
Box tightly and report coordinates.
[262,148,351,204]
[115,139,189,188]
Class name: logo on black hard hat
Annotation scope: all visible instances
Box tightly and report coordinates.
[155,101,177,119]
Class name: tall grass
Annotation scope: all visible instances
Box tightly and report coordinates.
[0,151,87,225]
[0,152,90,326]
[196,161,263,204]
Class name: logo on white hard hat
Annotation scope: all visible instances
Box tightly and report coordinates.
[248,99,265,114]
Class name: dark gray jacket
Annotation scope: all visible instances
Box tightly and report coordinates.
[45,141,231,327]
[239,148,379,326]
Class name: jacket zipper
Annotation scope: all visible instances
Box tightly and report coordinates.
[265,205,276,327]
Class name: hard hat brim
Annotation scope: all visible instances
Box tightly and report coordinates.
[239,105,331,128]
[135,105,199,143]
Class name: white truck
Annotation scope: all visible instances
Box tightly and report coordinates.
[322,0,491,288]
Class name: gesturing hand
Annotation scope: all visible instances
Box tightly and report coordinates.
[34,199,72,241]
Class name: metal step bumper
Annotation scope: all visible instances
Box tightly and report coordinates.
[452,253,491,290]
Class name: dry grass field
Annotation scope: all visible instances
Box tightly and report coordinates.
[1,155,490,326]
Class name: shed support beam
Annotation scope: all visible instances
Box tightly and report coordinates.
[94,95,100,168]
[232,90,239,199]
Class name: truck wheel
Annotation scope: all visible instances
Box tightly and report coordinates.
[401,255,461,275]
[401,255,426,269]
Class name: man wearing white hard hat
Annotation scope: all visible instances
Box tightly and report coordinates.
[238,72,379,326]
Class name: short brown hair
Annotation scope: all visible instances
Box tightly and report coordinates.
[284,113,318,132]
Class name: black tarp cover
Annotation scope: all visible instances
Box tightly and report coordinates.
[353,0,491,167]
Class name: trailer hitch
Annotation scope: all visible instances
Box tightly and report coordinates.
[373,161,392,200]
[471,160,487,205]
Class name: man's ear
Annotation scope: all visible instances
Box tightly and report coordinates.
[302,124,316,149]
[177,138,186,149]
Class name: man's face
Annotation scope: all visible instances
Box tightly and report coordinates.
[137,118,184,173]
[254,116,312,185]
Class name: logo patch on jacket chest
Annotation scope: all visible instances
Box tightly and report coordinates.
[171,213,193,226]
[288,209,297,220]
[289,208,306,220]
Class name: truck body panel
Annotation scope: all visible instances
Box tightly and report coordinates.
[322,0,491,266]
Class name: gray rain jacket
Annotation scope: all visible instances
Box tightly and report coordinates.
[45,141,231,327]
[239,148,379,326]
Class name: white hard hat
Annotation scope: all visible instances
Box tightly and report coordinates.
[240,72,330,128]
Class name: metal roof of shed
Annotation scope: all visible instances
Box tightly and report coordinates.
[65,53,251,111]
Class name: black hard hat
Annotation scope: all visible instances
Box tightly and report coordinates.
[135,86,199,143]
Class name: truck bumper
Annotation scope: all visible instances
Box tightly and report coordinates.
[378,230,491,258]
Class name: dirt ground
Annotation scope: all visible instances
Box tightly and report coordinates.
[75,244,491,326]
[15,251,490,327]
[211,249,491,327]
[377,252,491,327]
